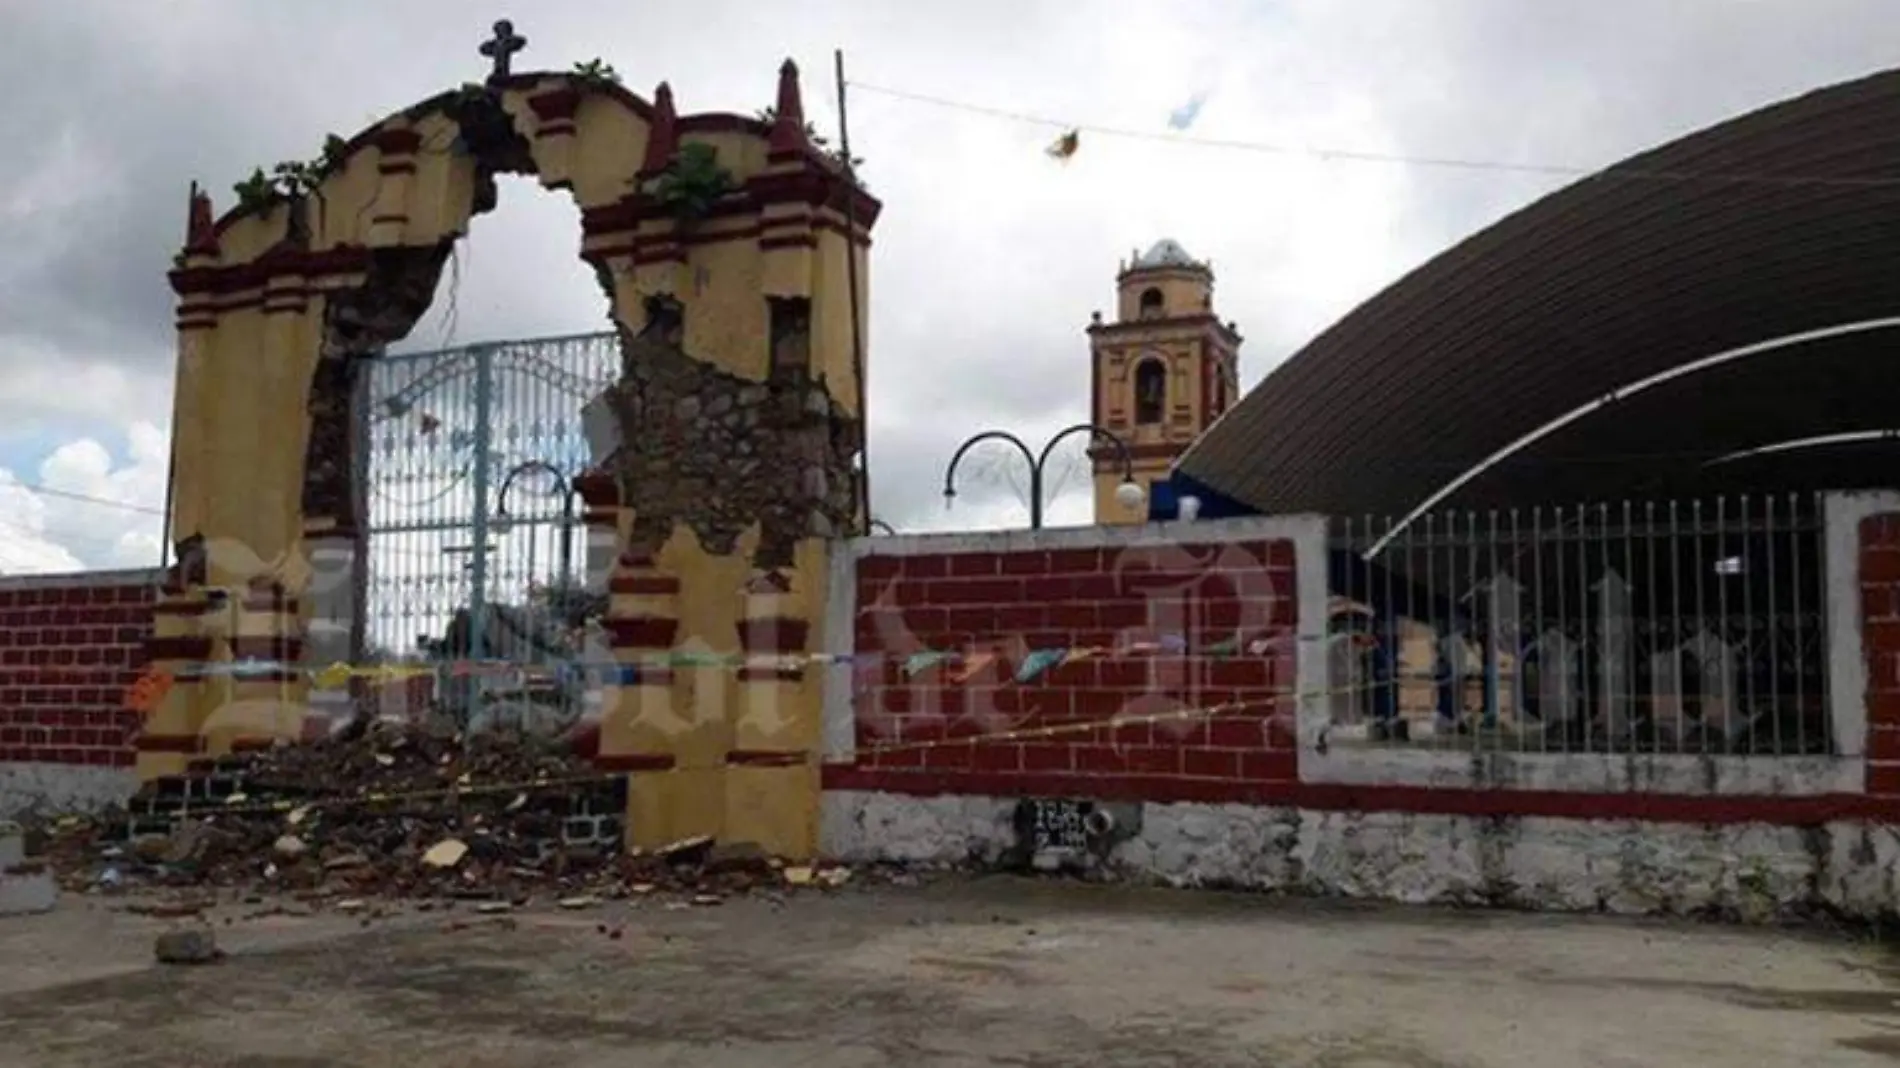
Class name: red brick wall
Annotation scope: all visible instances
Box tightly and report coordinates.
[835,537,1301,803]
[1863,514,1900,794]
[0,572,157,769]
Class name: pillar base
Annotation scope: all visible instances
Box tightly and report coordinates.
[626,766,725,849]
[725,759,819,858]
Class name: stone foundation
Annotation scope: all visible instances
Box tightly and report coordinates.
[820,790,1900,922]
[0,763,139,822]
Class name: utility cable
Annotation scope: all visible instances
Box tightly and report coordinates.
[849,80,1900,190]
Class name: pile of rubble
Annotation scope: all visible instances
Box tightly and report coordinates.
[38,721,877,910]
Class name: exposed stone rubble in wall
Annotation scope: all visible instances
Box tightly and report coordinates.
[302,247,454,530]
[601,293,860,576]
[819,791,1900,925]
[300,83,533,531]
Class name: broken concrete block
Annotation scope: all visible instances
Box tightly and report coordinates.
[154,928,222,965]
[0,871,56,917]
[422,838,468,869]
[0,821,22,870]
[657,836,715,866]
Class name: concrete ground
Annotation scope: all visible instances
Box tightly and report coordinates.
[4,878,1900,1067]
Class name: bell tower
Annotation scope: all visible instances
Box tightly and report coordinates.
[1089,239,1243,523]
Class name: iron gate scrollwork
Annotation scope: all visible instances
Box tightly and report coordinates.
[358,331,619,732]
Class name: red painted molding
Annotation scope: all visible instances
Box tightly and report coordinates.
[527,87,582,123]
[594,751,677,772]
[608,574,681,597]
[573,469,620,509]
[736,666,806,683]
[169,245,371,298]
[603,617,679,650]
[737,617,810,653]
[728,749,807,767]
[134,733,206,754]
[372,128,423,154]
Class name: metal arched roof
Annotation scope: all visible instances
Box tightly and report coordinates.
[1175,67,1900,518]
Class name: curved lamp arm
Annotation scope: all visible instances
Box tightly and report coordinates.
[496,459,569,517]
[942,430,1038,500]
[1037,422,1136,484]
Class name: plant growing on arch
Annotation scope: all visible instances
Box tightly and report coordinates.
[646,143,736,226]
[571,58,622,89]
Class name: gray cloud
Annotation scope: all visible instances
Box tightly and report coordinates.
[1,0,1894,545]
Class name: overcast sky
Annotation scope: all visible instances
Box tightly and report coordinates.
[0,0,1891,575]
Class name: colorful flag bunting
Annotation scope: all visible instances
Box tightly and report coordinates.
[1014,648,1067,683]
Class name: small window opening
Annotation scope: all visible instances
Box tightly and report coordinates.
[1134,359,1167,424]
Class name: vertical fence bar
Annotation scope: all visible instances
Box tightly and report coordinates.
[1811,492,1829,750]
[1577,502,1594,752]
[1765,494,1782,755]
[1702,497,1717,748]
[1626,497,1641,748]
[1528,506,1544,753]
[1483,509,1500,734]
[1789,492,1808,754]
[466,346,494,668]
[1739,495,1757,753]
[1643,500,1659,755]
[1428,513,1436,737]
[1376,512,1396,740]
[1668,499,1684,752]
[1549,504,1567,751]
[1716,496,1733,750]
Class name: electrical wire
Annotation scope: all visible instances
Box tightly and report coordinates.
[0,480,164,515]
[848,80,1900,190]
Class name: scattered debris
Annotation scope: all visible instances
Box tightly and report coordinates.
[704,841,773,876]
[421,839,468,869]
[154,928,222,965]
[36,722,936,911]
[132,899,210,919]
[657,836,714,866]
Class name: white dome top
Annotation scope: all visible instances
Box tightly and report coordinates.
[1132,238,1200,269]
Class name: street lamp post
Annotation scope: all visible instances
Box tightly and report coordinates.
[942,423,1144,530]
[496,460,578,593]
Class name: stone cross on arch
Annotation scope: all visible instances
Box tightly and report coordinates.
[480,19,527,83]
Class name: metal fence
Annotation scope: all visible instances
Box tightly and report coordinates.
[357,331,618,731]
[1327,495,1830,756]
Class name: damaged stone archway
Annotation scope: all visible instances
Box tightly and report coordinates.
[152,30,880,857]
